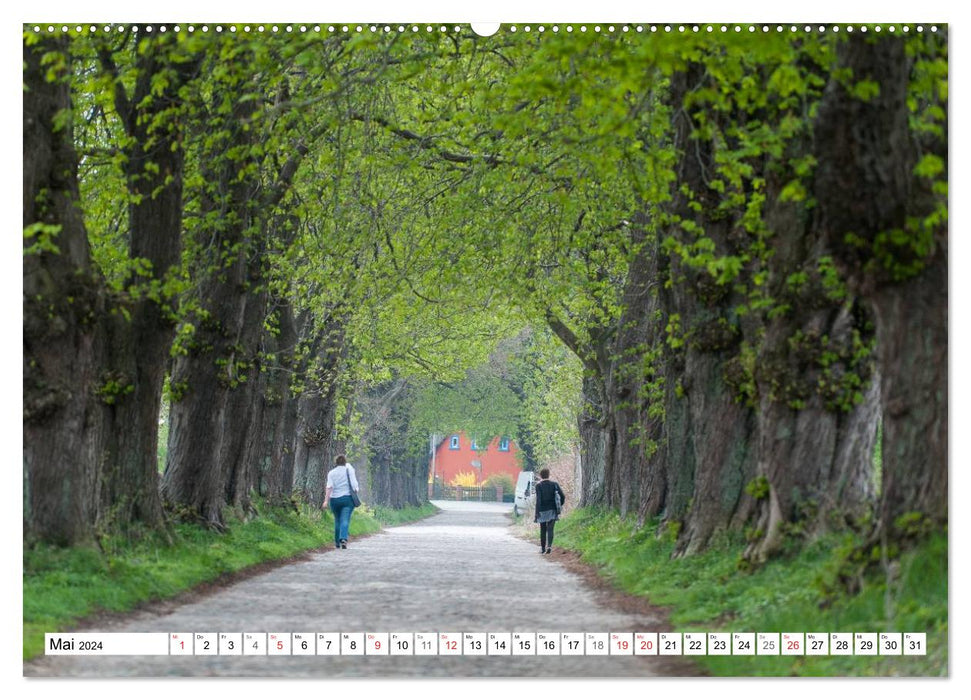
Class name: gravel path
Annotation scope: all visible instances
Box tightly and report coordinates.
[25,501,697,677]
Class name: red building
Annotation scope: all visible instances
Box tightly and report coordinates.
[429,432,520,486]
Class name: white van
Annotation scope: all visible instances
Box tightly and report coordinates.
[513,471,537,516]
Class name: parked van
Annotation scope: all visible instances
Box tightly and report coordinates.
[513,470,537,516]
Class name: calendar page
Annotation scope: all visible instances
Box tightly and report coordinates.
[19,0,950,689]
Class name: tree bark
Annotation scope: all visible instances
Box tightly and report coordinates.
[656,66,759,554]
[813,34,947,540]
[741,139,883,562]
[576,372,613,508]
[292,315,349,507]
[368,453,426,509]
[97,33,200,534]
[253,299,301,505]
[23,36,105,545]
[161,203,254,526]
[159,83,267,527]
[870,252,946,536]
[606,220,668,521]
[221,280,269,514]
[544,312,615,509]
[746,274,880,561]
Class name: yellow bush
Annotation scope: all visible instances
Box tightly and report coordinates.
[450,471,478,487]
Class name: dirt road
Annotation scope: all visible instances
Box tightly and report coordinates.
[25,501,696,677]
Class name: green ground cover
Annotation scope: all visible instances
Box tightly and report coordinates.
[556,507,947,676]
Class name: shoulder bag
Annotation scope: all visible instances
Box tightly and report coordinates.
[346,467,362,507]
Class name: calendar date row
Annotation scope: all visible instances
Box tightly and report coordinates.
[46,632,927,657]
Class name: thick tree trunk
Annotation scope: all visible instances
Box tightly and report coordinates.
[576,372,613,507]
[657,368,695,524]
[870,253,947,535]
[222,280,270,514]
[253,300,300,505]
[606,222,665,520]
[747,294,881,561]
[162,249,249,526]
[23,37,105,545]
[743,177,882,561]
[98,35,199,534]
[813,34,947,540]
[675,350,758,555]
[160,90,262,527]
[100,308,173,532]
[822,375,881,526]
[656,67,759,554]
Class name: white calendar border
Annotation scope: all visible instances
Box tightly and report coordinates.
[9,3,962,700]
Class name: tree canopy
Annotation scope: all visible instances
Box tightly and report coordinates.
[24,25,946,568]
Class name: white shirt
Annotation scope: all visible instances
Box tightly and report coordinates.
[326,464,359,498]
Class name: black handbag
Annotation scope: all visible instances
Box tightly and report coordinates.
[346,467,361,507]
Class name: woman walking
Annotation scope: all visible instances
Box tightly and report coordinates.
[534,468,566,554]
[323,454,360,549]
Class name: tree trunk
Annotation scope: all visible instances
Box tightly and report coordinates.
[656,66,759,554]
[222,277,270,514]
[368,453,426,509]
[23,36,105,545]
[598,216,714,527]
[292,392,341,508]
[161,248,249,526]
[98,35,199,534]
[160,89,262,527]
[100,307,173,532]
[356,378,429,509]
[292,315,348,507]
[747,291,880,561]
[606,220,665,520]
[576,372,614,507]
[813,34,947,540]
[871,252,947,536]
[253,300,300,505]
[743,167,882,562]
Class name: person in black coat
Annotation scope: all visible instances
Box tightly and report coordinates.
[533,468,566,554]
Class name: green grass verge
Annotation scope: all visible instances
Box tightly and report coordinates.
[23,500,436,661]
[368,502,440,526]
[557,508,947,676]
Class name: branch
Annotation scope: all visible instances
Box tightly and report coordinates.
[350,112,501,167]
[382,228,443,304]
[573,210,587,233]
[544,310,600,376]
[95,45,133,135]
[266,120,332,208]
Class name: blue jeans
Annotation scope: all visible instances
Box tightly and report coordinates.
[329,495,355,546]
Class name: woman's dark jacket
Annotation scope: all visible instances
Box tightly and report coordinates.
[534,479,566,517]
